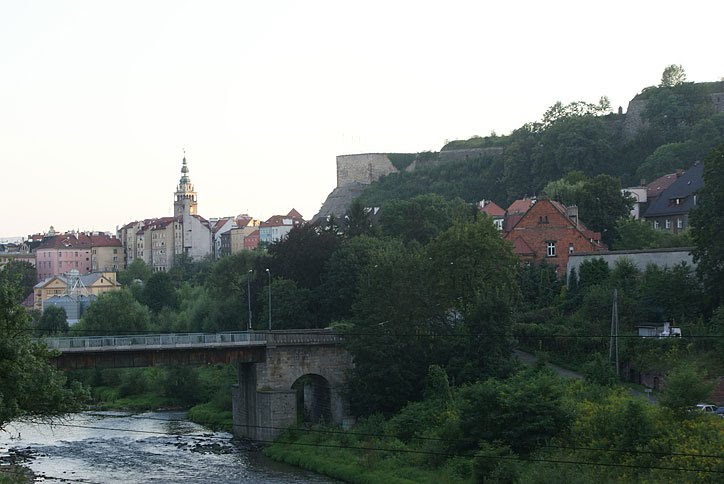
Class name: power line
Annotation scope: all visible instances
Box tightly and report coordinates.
[12,420,722,475]
[53,415,724,462]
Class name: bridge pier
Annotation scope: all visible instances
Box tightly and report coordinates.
[231,332,353,442]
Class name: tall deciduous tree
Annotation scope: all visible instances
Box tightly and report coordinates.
[379,194,473,245]
[141,271,178,312]
[0,260,37,303]
[690,144,724,310]
[37,305,69,335]
[76,290,151,334]
[1,280,86,429]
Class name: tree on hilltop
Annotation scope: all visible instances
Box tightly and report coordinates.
[660,64,687,88]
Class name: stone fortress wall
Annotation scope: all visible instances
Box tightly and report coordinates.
[623,91,724,140]
[335,147,504,189]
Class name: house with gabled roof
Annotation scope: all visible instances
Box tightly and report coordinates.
[34,270,120,311]
[504,198,606,276]
[504,197,536,231]
[643,163,703,234]
[259,209,305,244]
[477,200,506,230]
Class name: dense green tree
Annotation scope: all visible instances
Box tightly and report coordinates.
[501,124,540,199]
[379,194,473,245]
[259,278,314,330]
[534,116,618,185]
[268,224,341,290]
[202,251,261,331]
[141,271,178,312]
[577,258,610,290]
[37,305,69,335]
[457,369,571,455]
[638,263,703,324]
[344,198,376,238]
[642,83,714,144]
[691,144,724,310]
[168,253,213,286]
[318,236,390,322]
[1,280,86,429]
[659,363,714,415]
[613,218,692,250]
[76,289,151,334]
[518,260,561,310]
[426,217,518,312]
[345,242,441,416]
[117,258,151,286]
[540,96,611,128]
[0,260,36,302]
[575,175,633,245]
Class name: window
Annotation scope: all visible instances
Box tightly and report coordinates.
[653,220,659,229]
[677,218,683,229]
[569,243,574,254]
[546,241,556,257]
[665,219,671,229]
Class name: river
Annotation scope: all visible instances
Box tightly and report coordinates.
[0,411,341,484]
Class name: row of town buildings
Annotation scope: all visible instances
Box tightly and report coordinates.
[1,155,306,312]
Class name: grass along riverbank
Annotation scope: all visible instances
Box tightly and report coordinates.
[68,365,236,431]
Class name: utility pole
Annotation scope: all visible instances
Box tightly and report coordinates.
[609,289,619,377]
[247,269,253,331]
[266,268,271,331]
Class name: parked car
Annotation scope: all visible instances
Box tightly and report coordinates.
[695,403,718,413]
[715,407,724,418]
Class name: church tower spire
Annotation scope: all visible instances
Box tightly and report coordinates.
[174,152,198,217]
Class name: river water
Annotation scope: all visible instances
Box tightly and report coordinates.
[0,411,340,484]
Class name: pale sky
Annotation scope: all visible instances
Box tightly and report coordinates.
[1,0,722,238]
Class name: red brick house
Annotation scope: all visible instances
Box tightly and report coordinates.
[504,198,606,275]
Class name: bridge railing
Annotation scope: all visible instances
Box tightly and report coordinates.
[43,331,268,352]
[268,330,344,345]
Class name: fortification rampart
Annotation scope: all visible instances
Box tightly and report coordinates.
[336,148,503,188]
[336,153,397,188]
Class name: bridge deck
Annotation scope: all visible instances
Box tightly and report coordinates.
[44,331,267,353]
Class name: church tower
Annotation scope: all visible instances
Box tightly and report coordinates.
[174,155,197,217]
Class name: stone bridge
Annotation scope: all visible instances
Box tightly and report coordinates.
[44,330,353,441]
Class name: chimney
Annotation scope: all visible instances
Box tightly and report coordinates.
[567,205,579,226]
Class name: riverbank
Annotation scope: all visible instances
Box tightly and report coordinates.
[1,412,339,484]
[68,365,236,432]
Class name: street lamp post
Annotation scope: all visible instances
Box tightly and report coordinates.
[266,268,271,330]
[247,269,253,331]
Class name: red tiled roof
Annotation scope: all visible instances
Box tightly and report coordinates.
[236,215,253,227]
[479,200,505,217]
[88,234,122,247]
[287,208,304,220]
[507,198,535,215]
[261,215,299,227]
[212,218,231,234]
[646,171,682,199]
[36,234,92,250]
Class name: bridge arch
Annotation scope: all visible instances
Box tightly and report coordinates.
[292,373,332,424]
